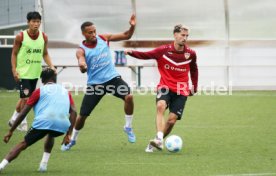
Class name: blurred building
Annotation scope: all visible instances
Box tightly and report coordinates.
[1,0,276,90]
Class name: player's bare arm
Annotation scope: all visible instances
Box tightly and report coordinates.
[42,34,56,72]
[76,48,87,73]
[63,104,77,144]
[11,34,22,82]
[102,14,136,42]
[3,105,32,143]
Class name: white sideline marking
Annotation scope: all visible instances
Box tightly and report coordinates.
[214,173,276,176]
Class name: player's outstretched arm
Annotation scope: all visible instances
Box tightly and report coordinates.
[3,105,32,143]
[124,46,164,60]
[102,14,136,42]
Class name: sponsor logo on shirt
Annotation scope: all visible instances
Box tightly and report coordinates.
[91,60,110,69]
[27,49,32,54]
[26,48,42,54]
[92,53,108,62]
[26,59,42,64]
[164,64,186,72]
[33,49,42,53]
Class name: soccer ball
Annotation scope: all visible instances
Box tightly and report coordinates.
[165,135,183,152]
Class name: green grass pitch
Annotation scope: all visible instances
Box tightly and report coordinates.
[0,91,276,176]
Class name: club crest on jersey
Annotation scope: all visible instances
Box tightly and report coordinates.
[23,89,29,96]
[184,52,190,59]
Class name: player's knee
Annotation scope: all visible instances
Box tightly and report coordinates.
[124,94,133,103]
[15,106,21,112]
[167,118,177,126]
[19,141,28,150]
[156,101,166,112]
[21,98,28,103]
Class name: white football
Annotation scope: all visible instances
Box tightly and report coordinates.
[165,135,183,152]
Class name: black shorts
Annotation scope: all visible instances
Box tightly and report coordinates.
[156,88,188,120]
[24,127,64,146]
[18,79,38,98]
[80,76,131,116]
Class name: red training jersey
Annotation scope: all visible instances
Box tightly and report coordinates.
[129,43,198,96]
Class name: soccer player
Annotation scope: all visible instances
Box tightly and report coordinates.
[0,67,77,173]
[61,14,136,151]
[125,24,198,152]
[9,11,55,131]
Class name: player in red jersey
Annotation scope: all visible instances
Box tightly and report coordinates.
[125,24,198,152]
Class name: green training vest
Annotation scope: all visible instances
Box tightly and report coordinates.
[16,30,45,79]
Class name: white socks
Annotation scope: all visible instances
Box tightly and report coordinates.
[41,152,50,164]
[11,110,19,121]
[157,131,164,140]
[70,129,79,141]
[125,114,133,128]
[0,159,9,169]
[22,116,27,124]
[10,110,27,124]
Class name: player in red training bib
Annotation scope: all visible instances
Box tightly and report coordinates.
[125,24,198,152]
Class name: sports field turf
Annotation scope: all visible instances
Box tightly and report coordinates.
[0,91,275,176]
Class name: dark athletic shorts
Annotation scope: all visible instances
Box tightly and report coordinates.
[80,76,130,116]
[24,127,64,146]
[156,88,188,120]
[18,79,38,98]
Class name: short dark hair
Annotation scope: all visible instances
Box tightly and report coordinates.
[27,11,41,21]
[81,21,94,32]
[173,24,189,33]
[41,67,56,84]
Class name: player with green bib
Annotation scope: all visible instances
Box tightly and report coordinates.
[9,11,55,131]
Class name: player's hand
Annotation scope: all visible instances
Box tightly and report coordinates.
[50,65,57,74]
[3,131,13,143]
[189,89,197,96]
[79,62,87,73]
[129,14,136,26]
[124,49,132,55]
[12,70,20,82]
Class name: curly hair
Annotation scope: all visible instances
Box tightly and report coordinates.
[40,67,56,84]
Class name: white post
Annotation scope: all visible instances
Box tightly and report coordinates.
[36,0,45,32]
[224,0,231,91]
